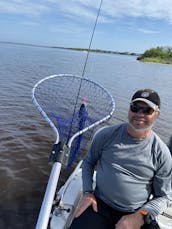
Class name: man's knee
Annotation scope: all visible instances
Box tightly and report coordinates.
[69,206,112,229]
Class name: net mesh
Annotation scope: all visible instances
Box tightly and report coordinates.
[33,74,115,167]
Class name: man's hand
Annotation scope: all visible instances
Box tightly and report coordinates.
[74,193,97,218]
[115,212,144,229]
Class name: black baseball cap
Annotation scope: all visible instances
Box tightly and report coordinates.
[131,89,160,110]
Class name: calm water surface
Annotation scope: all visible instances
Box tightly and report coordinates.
[0,43,172,228]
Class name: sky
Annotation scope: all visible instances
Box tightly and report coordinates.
[1,0,172,53]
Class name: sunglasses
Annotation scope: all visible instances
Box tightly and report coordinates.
[130,104,155,115]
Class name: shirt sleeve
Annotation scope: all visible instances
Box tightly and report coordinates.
[140,145,172,218]
[82,127,107,192]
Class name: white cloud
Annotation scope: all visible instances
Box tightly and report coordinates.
[56,0,110,23]
[56,0,172,25]
[0,1,50,16]
[138,28,159,34]
[49,23,87,34]
[1,0,172,24]
[20,21,40,27]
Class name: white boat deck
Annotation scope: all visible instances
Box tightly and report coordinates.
[158,208,172,229]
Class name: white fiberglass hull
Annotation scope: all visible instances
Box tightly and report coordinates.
[50,161,172,229]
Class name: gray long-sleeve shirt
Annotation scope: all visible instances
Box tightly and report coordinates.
[82,123,172,218]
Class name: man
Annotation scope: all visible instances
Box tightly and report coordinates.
[69,89,172,229]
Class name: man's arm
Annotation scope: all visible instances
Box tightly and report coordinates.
[138,145,172,220]
[115,212,144,229]
[115,144,172,229]
[82,127,107,192]
[73,128,106,217]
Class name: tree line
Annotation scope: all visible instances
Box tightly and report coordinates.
[137,46,172,64]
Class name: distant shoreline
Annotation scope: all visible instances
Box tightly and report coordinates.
[57,47,139,57]
[2,41,172,65]
[137,57,172,65]
[0,41,140,57]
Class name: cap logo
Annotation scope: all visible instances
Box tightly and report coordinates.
[141,92,150,98]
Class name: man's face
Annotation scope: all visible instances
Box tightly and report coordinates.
[128,101,160,131]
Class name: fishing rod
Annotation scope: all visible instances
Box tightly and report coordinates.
[66,0,103,143]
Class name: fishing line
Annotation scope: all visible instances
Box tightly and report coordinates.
[81,0,103,78]
[66,0,103,143]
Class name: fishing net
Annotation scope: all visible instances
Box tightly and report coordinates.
[32,74,115,167]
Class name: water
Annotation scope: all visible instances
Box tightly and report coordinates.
[0,43,172,228]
